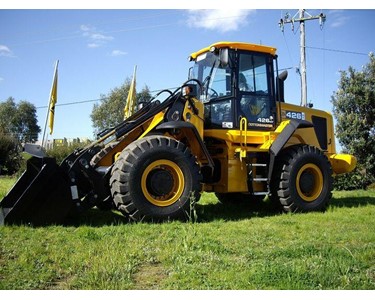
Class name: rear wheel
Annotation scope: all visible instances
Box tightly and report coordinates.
[270,145,333,212]
[110,136,201,221]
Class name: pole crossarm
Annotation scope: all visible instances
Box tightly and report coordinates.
[279,9,326,31]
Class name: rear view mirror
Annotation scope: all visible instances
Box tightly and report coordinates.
[188,67,194,80]
[219,48,228,67]
[278,70,288,82]
[276,70,288,102]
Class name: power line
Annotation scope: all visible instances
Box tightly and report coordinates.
[35,87,180,109]
[282,31,295,67]
[10,22,179,48]
[36,98,101,109]
[6,11,181,47]
[4,11,180,40]
[305,46,369,56]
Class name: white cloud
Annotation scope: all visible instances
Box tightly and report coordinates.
[91,33,114,41]
[328,10,350,28]
[186,9,255,33]
[0,45,15,57]
[330,16,350,28]
[80,24,114,48]
[88,43,101,48]
[0,77,4,82]
[80,24,92,32]
[111,50,127,57]
[0,45,10,52]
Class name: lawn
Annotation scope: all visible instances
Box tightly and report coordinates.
[0,176,374,290]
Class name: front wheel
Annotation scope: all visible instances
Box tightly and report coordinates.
[270,145,333,212]
[110,136,201,221]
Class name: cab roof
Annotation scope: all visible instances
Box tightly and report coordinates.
[190,41,277,59]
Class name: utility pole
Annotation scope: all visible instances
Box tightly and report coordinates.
[279,9,326,107]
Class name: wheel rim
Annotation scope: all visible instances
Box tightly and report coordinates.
[141,159,185,206]
[296,163,323,202]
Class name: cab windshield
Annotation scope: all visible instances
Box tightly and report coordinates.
[192,52,232,102]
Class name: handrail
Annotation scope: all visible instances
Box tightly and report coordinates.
[239,117,248,161]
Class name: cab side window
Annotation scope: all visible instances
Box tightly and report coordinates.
[238,53,273,127]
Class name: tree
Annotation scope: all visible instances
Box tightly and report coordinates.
[331,53,375,187]
[91,78,151,135]
[0,97,41,143]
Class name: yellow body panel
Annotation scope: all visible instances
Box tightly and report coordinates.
[226,159,248,192]
[279,102,336,154]
[204,129,272,150]
[329,154,357,175]
[139,112,165,139]
[190,41,277,59]
[183,98,204,139]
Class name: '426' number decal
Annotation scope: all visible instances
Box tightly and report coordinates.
[285,111,305,120]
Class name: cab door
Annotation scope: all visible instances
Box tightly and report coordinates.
[236,52,276,130]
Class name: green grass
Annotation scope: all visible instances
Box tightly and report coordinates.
[0,176,16,199]
[0,176,374,290]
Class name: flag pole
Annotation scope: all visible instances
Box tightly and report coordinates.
[41,60,59,150]
[123,65,137,120]
[131,64,137,115]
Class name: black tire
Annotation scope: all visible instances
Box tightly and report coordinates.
[270,145,333,212]
[90,142,119,167]
[90,142,119,210]
[110,136,201,221]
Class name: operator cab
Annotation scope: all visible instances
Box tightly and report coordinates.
[189,42,278,130]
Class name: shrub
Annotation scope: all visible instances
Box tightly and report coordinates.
[333,168,373,191]
[0,131,22,175]
[46,141,91,165]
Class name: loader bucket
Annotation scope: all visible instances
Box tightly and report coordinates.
[0,156,74,226]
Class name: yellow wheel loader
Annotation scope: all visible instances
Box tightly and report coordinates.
[0,41,357,225]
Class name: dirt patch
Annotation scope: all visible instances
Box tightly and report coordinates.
[132,262,167,289]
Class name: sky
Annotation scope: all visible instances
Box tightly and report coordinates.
[1,2,375,151]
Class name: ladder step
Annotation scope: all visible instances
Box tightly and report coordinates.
[95,166,110,175]
[253,192,268,196]
[250,163,267,167]
[253,178,268,182]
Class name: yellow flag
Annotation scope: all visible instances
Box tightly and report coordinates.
[124,65,137,120]
[48,61,58,134]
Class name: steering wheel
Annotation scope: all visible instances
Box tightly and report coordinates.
[207,88,219,99]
